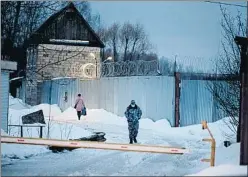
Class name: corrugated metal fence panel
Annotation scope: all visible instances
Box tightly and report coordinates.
[180,80,197,126]
[40,78,77,111]
[41,80,50,104]
[162,76,175,126]
[1,71,10,132]
[38,76,231,127]
[79,79,100,110]
[56,78,78,111]
[180,80,221,126]
[212,80,232,121]
[51,80,59,105]
[196,81,213,124]
[77,76,175,125]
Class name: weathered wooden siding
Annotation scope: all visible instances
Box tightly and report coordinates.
[36,7,102,46]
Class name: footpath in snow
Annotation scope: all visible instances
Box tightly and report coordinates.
[1,96,247,176]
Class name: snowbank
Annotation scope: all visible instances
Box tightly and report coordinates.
[44,122,92,140]
[53,107,78,121]
[9,95,31,110]
[1,129,8,136]
[152,117,237,147]
[8,95,235,147]
[5,96,242,176]
[8,96,92,140]
[1,144,50,160]
[187,164,247,176]
[215,142,240,165]
[187,143,245,176]
[33,104,62,119]
[53,107,128,126]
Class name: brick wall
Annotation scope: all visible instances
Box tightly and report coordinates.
[36,44,101,80]
[25,44,101,105]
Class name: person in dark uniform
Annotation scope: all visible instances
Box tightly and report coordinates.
[124,100,142,144]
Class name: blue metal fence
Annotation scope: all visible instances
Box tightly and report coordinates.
[20,76,232,127]
[40,78,78,111]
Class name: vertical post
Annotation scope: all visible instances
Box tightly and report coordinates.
[47,79,52,139]
[20,126,23,137]
[210,140,216,166]
[240,45,248,165]
[40,126,43,138]
[235,36,248,165]
[96,57,98,78]
[174,72,181,127]
[201,121,216,167]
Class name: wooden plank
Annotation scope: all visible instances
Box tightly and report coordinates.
[1,136,189,155]
[210,140,216,166]
[201,159,211,162]
[202,138,212,142]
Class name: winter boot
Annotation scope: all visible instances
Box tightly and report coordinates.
[129,138,133,144]
[134,137,137,143]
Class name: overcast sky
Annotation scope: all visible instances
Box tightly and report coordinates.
[90,1,247,72]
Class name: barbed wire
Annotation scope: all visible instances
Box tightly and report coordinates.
[101,60,159,77]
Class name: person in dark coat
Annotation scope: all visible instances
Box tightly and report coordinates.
[124,100,142,144]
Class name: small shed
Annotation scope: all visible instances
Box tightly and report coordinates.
[1,60,17,132]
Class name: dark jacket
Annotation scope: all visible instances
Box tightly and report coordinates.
[124,105,142,122]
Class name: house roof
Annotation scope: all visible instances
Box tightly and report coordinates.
[25,2,104,48]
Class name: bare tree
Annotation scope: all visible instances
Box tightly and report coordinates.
[1,1,61,47]
[209,5,246,142]
[107,23,120,61]
[119,22,133,61]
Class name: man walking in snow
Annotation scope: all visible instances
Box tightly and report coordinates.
[74,94,85,120]
[124,100,142,144]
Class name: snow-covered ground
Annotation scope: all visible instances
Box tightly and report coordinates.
[1,96,247,176]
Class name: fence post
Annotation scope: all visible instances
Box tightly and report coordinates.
[20,126,23,137]
[174,72,181,127]
[40,126,43,138]
[210,139,216,166]
[201,121,216,167]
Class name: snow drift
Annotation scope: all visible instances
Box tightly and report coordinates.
[187,164,247,176]
[2,96,243,176]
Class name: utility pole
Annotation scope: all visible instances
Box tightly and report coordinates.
[237,1,248,166]
[235,35,248,165]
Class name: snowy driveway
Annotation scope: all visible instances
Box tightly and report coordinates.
[2,122,209,176]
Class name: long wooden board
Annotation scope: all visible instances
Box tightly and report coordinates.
[1,136,189,155]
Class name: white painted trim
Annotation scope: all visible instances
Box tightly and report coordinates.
[49,39,89,45]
